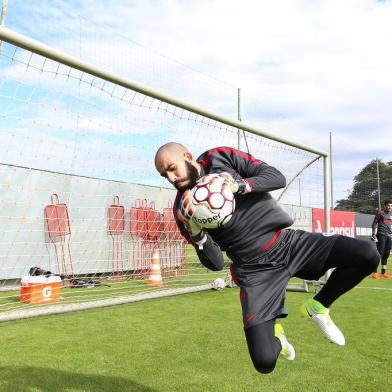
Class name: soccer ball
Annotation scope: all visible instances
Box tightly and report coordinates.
[212,277,226,290]
[180,173,235,229]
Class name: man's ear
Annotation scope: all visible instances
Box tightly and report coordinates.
[184,152,193,161]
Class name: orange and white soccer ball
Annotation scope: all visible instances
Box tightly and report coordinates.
[180,172,235,229]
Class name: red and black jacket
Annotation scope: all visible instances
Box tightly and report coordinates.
[372,209,392,237]
[174,147,294,269]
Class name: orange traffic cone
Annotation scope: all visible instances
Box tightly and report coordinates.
[148,249,163,287]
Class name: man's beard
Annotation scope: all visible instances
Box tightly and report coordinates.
[174,161,199,190]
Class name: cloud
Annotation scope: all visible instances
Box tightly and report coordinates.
[3,0,392,203]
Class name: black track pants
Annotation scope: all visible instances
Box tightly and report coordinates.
[314,236,379,307]
[244,236,379,373]
[376,234,391,265]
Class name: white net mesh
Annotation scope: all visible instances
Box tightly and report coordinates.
[0,35,324,318]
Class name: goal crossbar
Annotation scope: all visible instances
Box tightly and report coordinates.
[0,26,327,156]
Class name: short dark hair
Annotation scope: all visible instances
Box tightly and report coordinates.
[384,200,392,205]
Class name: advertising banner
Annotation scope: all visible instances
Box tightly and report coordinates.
[312,208,355,237]
[355,213,374,242]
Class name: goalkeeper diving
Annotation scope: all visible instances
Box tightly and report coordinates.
[155,142,379,374]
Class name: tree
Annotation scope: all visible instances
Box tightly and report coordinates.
[335,159,392,214]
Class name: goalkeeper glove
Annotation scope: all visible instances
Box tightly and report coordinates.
[218,172,251,195]
[225,178,252,195]
[187,220,207,250]
[230,179,252,195]
[179,190,207,249]
[370,234,378,242]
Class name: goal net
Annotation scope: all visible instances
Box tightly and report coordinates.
[0,27,328,321]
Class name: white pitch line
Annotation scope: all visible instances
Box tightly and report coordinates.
[356,286,392,291]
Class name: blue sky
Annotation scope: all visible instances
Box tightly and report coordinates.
[2,0,392,203]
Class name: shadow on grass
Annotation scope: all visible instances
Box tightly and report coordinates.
[0,366,157,392]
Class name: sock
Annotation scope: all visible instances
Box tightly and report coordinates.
[308,298,328,313]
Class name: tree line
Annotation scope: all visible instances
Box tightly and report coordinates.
[335,159,392,214]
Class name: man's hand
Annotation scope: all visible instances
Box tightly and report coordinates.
[179,190,207,249]
[370,234,378,242]
[228,178,251,195]
[215,172,251,195]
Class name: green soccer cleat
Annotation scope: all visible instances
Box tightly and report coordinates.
[300,298,345,346]
[274,323,295,360]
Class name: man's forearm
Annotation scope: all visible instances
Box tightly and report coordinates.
[195,234,224,271]
[245,164,286,193]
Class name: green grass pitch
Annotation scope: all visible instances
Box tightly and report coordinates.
[0,276,390,392]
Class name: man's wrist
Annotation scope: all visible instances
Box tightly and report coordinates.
[236,179,252,195]
[190,230,207,249]
[190,229,206,243]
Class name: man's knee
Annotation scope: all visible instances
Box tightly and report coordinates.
[251,353,278,374]
[245,320,280,374]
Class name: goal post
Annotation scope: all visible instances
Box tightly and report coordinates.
[0,26,330,321]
